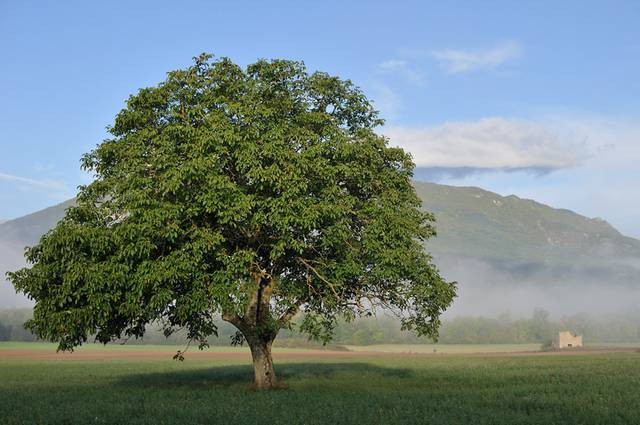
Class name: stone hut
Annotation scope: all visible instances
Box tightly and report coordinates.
[552,331,583,349]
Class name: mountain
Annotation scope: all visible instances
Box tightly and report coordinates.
[415,182,640,266]
[411,182,640,316]
[0,200,76,308]
[0,199,75,246]
[1,184,639,313]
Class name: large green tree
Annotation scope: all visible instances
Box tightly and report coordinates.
[8,54,456,389]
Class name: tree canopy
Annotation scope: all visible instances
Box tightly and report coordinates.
[8,54,456,388]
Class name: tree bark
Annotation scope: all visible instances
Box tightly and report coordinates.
[247,336,276,390]
[222,274,279,389]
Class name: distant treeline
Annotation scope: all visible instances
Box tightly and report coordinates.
[1,308,639,345]
[0,309,36,342]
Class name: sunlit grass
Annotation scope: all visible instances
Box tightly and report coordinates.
[1,344,639,424]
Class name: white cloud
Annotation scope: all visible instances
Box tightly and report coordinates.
[385,117,586,170]
[417,115,640,238]
[0,172,66,190]
[377,59,426,86]
[379,59,407,70]
[432,41,522,74]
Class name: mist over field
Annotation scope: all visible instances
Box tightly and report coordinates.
[4,253,639,319]
[2,183,639,322]
[0,243,31,309]
[437,256,640,318]
[0,199,76,309]
[4,249,639,317]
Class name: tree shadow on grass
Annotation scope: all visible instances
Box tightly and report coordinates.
[117,362,415,389]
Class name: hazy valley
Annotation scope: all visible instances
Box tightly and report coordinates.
[2,183,638,317]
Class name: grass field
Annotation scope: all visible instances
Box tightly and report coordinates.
[1,343,639,424]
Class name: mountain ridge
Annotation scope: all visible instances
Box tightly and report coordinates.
[2,184,639,265]
[0,199,75,246]
[1,182,638,311]
[413,181,640,266]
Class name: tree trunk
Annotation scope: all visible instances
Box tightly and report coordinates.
[247,337,276,390]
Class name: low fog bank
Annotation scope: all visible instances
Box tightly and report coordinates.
[3,253,640,345]
[2,245,639,321]
[436,255,640,319]
[0,242,32,309]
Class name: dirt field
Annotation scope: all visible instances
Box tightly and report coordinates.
[1,344,637,361]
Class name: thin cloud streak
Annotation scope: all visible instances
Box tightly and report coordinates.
[432,41,522,74]
[0,172,66,190]
[378,59,426,86]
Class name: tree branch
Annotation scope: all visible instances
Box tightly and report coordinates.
[298,257,341,300]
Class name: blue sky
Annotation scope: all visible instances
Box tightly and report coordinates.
[1,0,639,237]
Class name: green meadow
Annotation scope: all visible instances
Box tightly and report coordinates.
[1,343,639,424]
